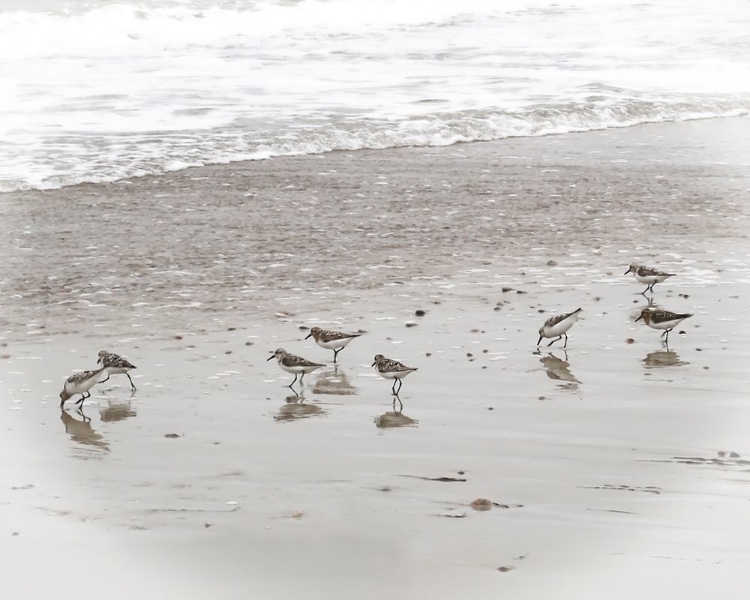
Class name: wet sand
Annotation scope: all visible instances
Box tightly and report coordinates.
[2,117,750,598]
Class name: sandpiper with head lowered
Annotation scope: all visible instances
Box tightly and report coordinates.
[371,354,417,395]
[267,348,325,388]
[98,350,137,390]
[305,327,364,363]
[537,308,582,348]
[59,368,106,408]
[635,308,692,344]
[624,264,676,295]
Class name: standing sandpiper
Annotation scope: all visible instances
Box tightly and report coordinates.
[60,368,106,408]
[537,308,582,348]
[267,348,325,388]
[371,354,418,395]
[635,308,692,343]
[97,350,137,390]
[305,327,364,363]
[624,264,676,295]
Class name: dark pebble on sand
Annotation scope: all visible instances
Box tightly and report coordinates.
[516,290,527,295]
[457,471,465,475]
[497,566,515,573]
[494,306,501,311]
[547,260,557,266]
[415,310,426,317]
[12,532,19,537]
[703,366,709,370]
[228,327,236,331]
[225,351,232,355]
[299,325,309,330]
[482,366,487,369]
[175,335,183,340]
[406,322,417,328]
[538,396,546,401]
[538,309,545,313]
[245,341,253,346]
[679,330,686,334]
[696,348,702,351]
[487,406,493,409]
[467,353,473,357]
[164,433,181,439]
[426,352,432,357]
[626,338,635,344]
[730,452,740,458]
[502,287,514,293]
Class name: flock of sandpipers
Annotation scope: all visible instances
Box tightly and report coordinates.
[59,263,692,407]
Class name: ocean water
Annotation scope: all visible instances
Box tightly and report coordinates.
[2,0,749,192]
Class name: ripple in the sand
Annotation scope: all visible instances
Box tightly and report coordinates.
[642,350,688,369]
[311,367,358,396]
[274,395,326,422]
[60,409,109,455]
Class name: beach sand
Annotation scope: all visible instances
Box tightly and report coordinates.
[2,117,750,598]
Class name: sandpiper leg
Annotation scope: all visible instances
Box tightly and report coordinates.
[547,336,562,347]
[563,334,569,348]
[391,380,397,394]
[288,373,299,388]
[396,379,403,394]
[641,285,650,295]
[100,374,110,383]
[126,373,136,390]
[333,348,341,363]
[664,329,671,343]
[537,336,542,346]
[299,371,306,384]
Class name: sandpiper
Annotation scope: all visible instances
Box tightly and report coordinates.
[371,354,417,395]
[305,327,364,363]
[97,350,137,390]
[635,307,692,343]
[267,348,325,387]
[537,308,582,348]
[59,367,106,408]
[624,264,676,294]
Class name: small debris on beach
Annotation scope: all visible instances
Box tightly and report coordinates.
[626,338,635,344]
[399,474,467,483]
[164,433,181,439]
[415,310,426,317]
[470,498,492,511]
[547,260,557,266]
[497,566,515,573]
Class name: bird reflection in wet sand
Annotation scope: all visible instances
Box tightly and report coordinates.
[536,350,580,389]
[60,409,109,452]
[375,399,418,429]
[642,348,689,369]
[99,400,137,423]
[312,366,358,396]
[274,392,326,422]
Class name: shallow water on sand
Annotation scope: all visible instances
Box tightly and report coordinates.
[2,119,750,598]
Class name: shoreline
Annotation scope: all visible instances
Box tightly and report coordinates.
[2,117,750,598]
